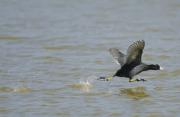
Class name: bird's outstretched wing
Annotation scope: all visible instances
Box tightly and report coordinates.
[126,40,145,65]
[109,48,126,66]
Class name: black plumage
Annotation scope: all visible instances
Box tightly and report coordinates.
[109,40,163,82]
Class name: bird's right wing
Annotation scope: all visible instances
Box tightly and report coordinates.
[126,40,145,65]
[109,48,126,66]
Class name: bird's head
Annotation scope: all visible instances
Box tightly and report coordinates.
[154,64,164,70]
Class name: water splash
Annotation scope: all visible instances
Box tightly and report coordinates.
[70,80,92,92]
[70,75,98,92]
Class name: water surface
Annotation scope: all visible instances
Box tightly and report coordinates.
[0,0,180,117]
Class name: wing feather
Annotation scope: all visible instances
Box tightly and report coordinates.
[126,40,145,65]
[109,48,126,66]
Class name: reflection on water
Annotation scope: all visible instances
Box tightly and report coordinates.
[170,69,180,77]
[0,86,32,93]
[0,35,22,41]
[43,45,86,51]
[0,107,9,113]
[37,56,64,63]
[120,87,149,100]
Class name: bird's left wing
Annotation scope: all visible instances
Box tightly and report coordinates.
[109,48,126,66]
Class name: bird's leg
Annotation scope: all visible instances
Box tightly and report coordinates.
[129,78,137,82]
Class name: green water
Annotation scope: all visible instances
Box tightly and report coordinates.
[0,0,180,117]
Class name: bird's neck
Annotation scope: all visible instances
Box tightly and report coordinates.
[148,64,158,70]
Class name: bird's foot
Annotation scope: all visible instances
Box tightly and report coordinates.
[97,76,113,81]
[129,78,147,82]
[136,78,146,82]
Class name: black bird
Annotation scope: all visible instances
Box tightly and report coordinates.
[100,40,163,82]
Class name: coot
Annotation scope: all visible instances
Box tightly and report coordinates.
[100,40,163,82]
